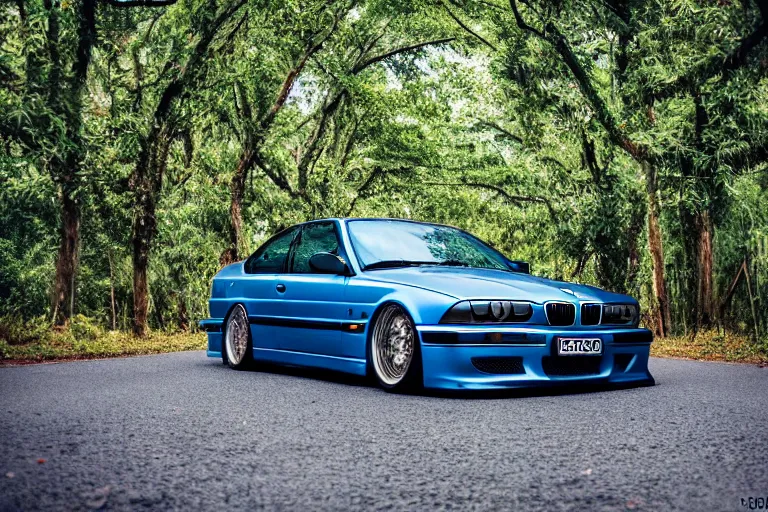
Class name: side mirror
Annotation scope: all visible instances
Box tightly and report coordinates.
[309,252,349,275]
[509,260,530,274]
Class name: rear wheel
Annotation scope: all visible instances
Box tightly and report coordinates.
[223,304,252,370]
[369,304,421,392]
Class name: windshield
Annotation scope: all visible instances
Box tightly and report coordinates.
[347,220,512,271]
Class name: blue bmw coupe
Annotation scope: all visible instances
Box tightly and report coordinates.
[201,218,654,391]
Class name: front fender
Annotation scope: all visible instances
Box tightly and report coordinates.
[344,276,456,326]
[373,287,457,325]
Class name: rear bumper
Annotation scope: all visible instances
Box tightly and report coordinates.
[418,325,654,390]
[200,318,224,358]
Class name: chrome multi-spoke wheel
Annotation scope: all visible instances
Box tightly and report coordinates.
[225,304,250,369]
[371,304,417,388]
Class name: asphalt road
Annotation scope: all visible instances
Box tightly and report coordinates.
[1,353,766,511]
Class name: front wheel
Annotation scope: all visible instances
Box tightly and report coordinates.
[223,304,252,370]
[369,304,421,392]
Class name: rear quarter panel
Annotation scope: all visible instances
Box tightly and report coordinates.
[208,262,284,352]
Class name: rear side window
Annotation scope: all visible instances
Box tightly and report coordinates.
[245,228,297,274]
[289,222,340,273]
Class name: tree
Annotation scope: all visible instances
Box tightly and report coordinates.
[220,0,456,257]
[218,0,354,263]
[3,0,97,326]
[128,0,246,336]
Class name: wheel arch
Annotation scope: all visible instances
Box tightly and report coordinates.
[365,299,421,380]
[221,301,249,365]
[369,286,454,325]
[221,301,248,331]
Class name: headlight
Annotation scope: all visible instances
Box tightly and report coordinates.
[602,304,639,327]
[439,300,533,324]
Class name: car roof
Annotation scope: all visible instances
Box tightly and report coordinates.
[302,217,461,230]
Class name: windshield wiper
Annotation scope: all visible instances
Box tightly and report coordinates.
[363,259,470,270]
[362,260,436,270]
[435,259,469,267]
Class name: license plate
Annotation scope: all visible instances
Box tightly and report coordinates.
[557,338,602,356]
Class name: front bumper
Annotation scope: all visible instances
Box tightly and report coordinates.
[418,325,654,390]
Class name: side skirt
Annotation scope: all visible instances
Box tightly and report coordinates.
[252,347,367,377]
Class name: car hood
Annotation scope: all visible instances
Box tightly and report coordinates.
[362,266,635,304]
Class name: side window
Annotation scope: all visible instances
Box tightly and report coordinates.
[245,228,296,274]
[290,222,340,273]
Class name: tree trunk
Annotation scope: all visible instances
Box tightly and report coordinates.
[132,196,154,337]
[644,162,671,337]
[108,249,116,331]
[225,148,254,264]
[51,187,80,326]
[46,0,95,326]
[177,294,189,332]
[626,212,642,293]
[678,204,715,331]
[131,131,170,337]
[694,209,714,328]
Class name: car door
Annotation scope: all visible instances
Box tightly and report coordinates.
[240,226,299,350]
[273,221,348,356]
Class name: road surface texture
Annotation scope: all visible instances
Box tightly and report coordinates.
[1,352,766,511]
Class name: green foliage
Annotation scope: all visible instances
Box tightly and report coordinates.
[0,314,205,361]
[651,329,768,364]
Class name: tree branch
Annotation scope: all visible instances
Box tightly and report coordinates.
[422,180,558,219]
[339,116,359,168]
[442,1,497,51]
[102,0,177,6]
[352,17,393,68]
[259,2,349,132]
[214,10,249,55]
[719,139,768,171]
[654,10,767,101]
[71,0,96,89]
[253,154,300,199]
[347,165,413,215]
[297,91,345,190]
[473,0,505,12]
[311,55,339,81]
[291,33,458,195]
[540,155,567,171]
[509,0,645,162]
[289,35,457,191]
[508,0,544,38]
[546,20,644,160]
[352,37,456,74]
[476,120,523,144]
[151,0,247,126]
[347,166,386,215]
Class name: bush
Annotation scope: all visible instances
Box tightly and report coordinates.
[68,314,103,342]
[0,316,205,362]
[0,315,51,345]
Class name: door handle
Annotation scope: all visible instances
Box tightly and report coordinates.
[276,283,286,293]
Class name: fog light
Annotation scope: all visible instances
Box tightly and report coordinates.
[488,332,503,343]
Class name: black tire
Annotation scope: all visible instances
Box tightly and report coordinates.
[367,303,422,392]
[222,304,253,370]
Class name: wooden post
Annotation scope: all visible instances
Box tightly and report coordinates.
[720,256,761,342]
[744,254,760,342]
[720,259,746,317]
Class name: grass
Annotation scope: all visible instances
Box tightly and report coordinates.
[0,315,205,365]
[651,329,768,364]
